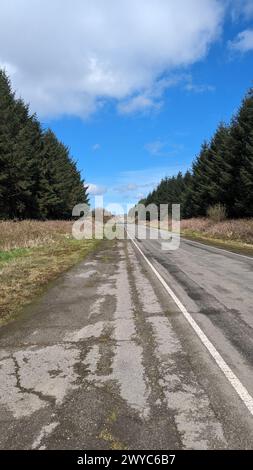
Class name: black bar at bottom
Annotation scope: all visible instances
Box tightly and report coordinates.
[0,450,252,467]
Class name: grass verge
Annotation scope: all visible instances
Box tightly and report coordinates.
[181,230,253,257]
[0,235,100,326]
[148,218,253,257]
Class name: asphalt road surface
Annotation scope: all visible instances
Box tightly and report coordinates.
[0,233,253,449]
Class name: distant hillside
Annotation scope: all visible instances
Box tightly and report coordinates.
[131,87,253,219]
[0,70,88,220]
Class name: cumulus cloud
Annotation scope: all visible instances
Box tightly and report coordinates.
[229,29,253,53]
[118,75,182,114]
[87,183,107,195]
[118,94,161,115]
[0,0,224,118]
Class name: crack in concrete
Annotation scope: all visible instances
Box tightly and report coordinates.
[12,354,56,406]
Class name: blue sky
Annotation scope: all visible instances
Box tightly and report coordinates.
[1,0,253,212]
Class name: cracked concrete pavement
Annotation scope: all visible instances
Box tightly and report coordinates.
[0,239,253,449]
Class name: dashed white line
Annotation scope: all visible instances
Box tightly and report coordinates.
[127,231,253,417]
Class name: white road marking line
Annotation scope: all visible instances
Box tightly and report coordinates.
[127,231,253,417]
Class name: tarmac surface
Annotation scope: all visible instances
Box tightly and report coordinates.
[0,237,253,449]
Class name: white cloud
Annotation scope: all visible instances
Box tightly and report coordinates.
[136,193,146,200]
[119,74,216,114]
[184,76,215,93]
[115,183,154,193]
[118,75,182,114]
[243,0,253,18]
[229,29,253,53]
[145,140,167,156]
[118,94,161,115]
[0,0,224,118]
[115,183,139,192]
[230,0,253,20]
[87,183,107,195]
[117,165,187,192]
[92,144,101,151]
[145,140,184,156]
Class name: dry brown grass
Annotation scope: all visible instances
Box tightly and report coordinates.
[148,217,253,254]
[0,220,73,251]
[180,218,253,245]
[0,220,101,325]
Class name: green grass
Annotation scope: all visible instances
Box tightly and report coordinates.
[0,247,32,264]
[0,237,101,326]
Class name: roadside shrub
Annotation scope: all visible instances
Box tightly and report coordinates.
[207,204,227,222]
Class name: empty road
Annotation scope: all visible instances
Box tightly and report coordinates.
[0,232,253,449]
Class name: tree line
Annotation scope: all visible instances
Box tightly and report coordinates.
[133,87,253,220]
[0,70,88,220]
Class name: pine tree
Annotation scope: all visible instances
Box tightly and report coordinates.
[189,143,214,216]
[0,69,89,220]
[135,86,253,220]
[232,89,253,217]
[207,123,236,216]
[0,70,17,218]
[38,130,89,219]
[181,171,193,218]
[12,115,43,218]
